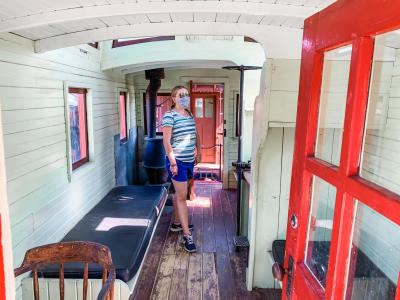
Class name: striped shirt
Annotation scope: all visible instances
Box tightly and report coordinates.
[162,110,197,162]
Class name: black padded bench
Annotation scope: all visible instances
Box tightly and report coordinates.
[39,185,167,283]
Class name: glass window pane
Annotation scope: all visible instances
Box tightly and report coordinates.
[195,98,203,118]
[305,176,337,288]
[360,30,400,195]
[205,98,213,118]
[120,93,127,140]
[346,201,400,300]
[68,92,88,165]
[315,45,352,166]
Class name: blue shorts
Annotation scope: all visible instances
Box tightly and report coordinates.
[166,157,194,182]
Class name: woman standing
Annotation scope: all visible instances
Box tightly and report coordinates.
[162,86,201,253]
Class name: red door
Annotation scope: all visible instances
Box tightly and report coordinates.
[0,216,5,299]
[283,1,400,299]
[192,94,217,163]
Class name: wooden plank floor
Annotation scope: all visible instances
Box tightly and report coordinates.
[131,182,281,300]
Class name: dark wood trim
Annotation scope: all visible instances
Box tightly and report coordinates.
[69,88,90,170]
[72,156,89,170]
[244,36,258,43]
[112,36,175,48]
[88,42,99,49]
[69,87,87,94]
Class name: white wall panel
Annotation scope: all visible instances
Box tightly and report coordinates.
[252,127,295,288]
[0,33,126,298]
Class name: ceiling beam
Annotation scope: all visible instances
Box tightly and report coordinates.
[34,22,303,59]
[119,60,236,75]
[0,2,317,33]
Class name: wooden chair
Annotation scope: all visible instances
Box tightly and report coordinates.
[14,241,116,300]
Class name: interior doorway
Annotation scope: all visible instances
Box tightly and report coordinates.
[192,95,217,163]
[190,82,224,181]
[142,86,224,182]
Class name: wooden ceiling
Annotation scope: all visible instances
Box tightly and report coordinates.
[0,0,335,52]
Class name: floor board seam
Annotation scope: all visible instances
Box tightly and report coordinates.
[149,215,175,299]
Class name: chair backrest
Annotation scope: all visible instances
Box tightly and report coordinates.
[14,241,116,300]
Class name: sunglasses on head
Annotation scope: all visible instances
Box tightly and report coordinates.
[177,92,189,98]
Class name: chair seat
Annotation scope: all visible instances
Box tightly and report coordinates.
[39,185,167,282]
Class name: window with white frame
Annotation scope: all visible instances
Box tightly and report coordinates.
[68,88,89,170]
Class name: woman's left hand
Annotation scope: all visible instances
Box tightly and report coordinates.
[195,152,202,165]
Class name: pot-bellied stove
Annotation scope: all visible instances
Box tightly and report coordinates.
[143,68,167,184]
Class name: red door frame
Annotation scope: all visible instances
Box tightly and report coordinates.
[0,215,5,299]
[190,93,217,163]
[189,82,224,165]
[285,0,400,299]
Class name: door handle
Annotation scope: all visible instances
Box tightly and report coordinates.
[272,262,290,282]
[272,256,294,299]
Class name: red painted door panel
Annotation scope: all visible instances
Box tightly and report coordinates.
[193,95,216,163]
[284,1,400,299]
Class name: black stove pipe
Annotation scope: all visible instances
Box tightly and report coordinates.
[145,68,164,138]
[143,68,167,184]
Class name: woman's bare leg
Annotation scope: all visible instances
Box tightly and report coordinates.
[173,196,180,223]
[171,179,190,235]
